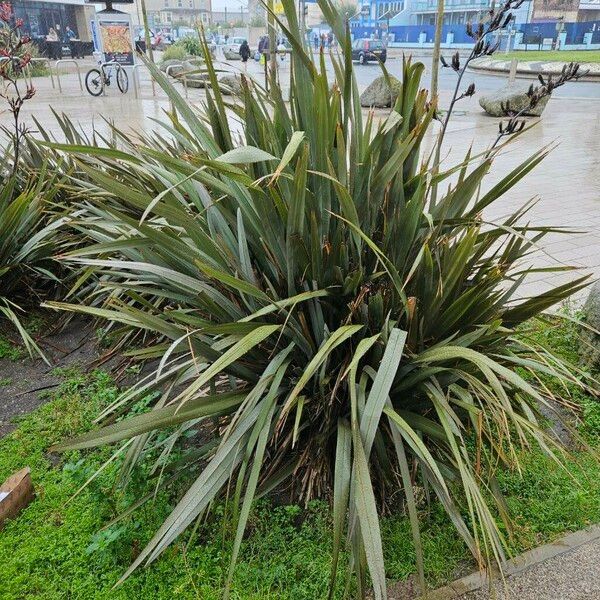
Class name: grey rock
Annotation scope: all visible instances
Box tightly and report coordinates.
[479,82,550,117]
[185,58,204,68]
[359,75,402,108]
[580,280,600,368]
[223,49,241,60]
[183,72,210,88]
[218,74,244,95]
[160,59,184,75]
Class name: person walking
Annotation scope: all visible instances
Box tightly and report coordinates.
[239,39,250,71]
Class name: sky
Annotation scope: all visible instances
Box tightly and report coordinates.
[211,0,249,12]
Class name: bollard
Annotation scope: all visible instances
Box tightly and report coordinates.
[509,58,518,84]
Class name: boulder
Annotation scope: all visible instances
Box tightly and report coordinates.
[478,82,550,117]
[580,281,600,369]
[160,59,184,75]
[359,75,402,108]
[184,72,210,88]
[185,58,204,68]
[218,74,244,95]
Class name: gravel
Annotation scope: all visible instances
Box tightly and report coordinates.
[459,538,600,599]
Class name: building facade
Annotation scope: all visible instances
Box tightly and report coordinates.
[10,0,95,41]
[411,0,490,25]
[210,9,249,26]
[142,0,211,28]
[578,0,600,20]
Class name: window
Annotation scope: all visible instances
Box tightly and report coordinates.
[177,0,182,7]
[189,0,193,6]
[164,0,169,6]
[164,11,172,22]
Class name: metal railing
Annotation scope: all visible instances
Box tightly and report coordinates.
[31,57,55,89]
[132,63,155,99]
[55,59,83,93]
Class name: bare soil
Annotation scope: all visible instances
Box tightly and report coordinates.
[0,318,106,437]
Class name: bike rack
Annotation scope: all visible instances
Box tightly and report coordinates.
[30,58,55,89]
[55,59,83,93]
[0,57,55,93]
[132,62,157,99]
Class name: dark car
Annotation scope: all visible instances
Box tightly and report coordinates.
[351,38,386,64]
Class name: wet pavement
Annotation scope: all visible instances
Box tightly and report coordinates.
[2,50,599,301]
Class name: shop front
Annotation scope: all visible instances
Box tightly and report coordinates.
[11,0,94,42]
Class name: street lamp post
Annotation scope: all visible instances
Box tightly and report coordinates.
[139,0,156,95]
[431,0,445,100]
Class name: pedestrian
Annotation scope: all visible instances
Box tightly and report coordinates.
[277,39,286,62]
[239,39,250,70]
[64,25,82,59]
[45,27,60,60]
[313,33,318,50]
[327,31,333,48]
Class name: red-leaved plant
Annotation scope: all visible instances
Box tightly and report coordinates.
[0,2,35,174]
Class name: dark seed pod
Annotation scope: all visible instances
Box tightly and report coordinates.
[440,56,449,68]
[452,51,460,71]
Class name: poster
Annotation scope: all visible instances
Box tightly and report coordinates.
[98,19,134,66]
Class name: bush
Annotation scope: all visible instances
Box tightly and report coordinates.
[0,173,64,355]
[178,35,203,56]
[43,0,595,596]
[160,44,187,63]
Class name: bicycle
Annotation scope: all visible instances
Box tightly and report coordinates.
[85,61,128,97]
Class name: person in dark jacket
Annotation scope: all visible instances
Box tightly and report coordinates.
[239,40,250,61]
[239,39,250,70]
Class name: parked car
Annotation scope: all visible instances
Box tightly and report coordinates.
[351,38,386,64]
[224,37,248,57]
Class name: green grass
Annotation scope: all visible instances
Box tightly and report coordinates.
[495,50,600,63]
[0,335,23,360]
[0,317,598,598]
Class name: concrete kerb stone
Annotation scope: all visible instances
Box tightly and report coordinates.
[417,524,600,599]
[469,56,600,80]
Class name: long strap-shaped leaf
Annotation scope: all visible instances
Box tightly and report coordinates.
[329,419,352,599]
[173,324,280,409]
[224,399,277,599]
[360,328,407,456]
[116,403,262,584]
[386,401,425,593]
[352,428,387,600]
[281,324,363,418]
[50,391,245,451]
